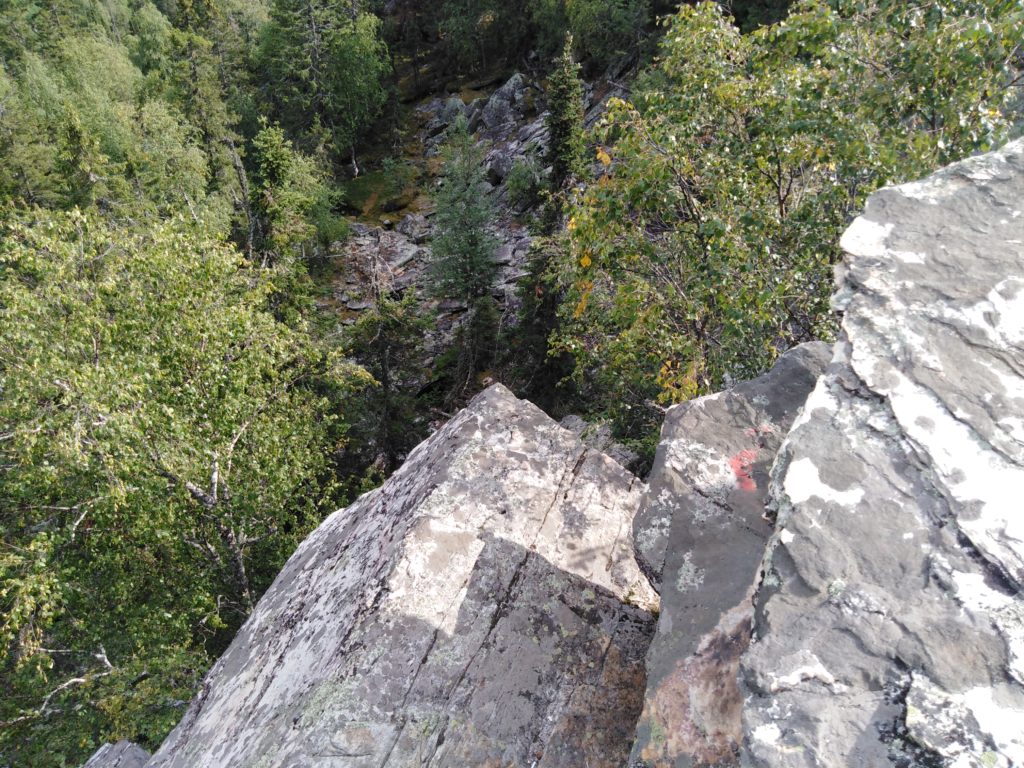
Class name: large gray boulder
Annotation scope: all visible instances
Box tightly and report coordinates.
[479,73,531,138]
[742,139,1024,766]
[146,384,658,768]
[630,342,830,767]
[81,741,150,768]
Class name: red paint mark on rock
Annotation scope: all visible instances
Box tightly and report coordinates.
[730,449,759,492]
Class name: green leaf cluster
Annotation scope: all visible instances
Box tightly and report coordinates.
[553,0,1022,434]
[0,210,367,766]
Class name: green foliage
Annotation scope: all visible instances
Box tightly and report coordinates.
[502,236,577,412]
[428,119,503,404]
[505,156,546,211]
[435,0,652,73]
[428,119,500,304]
[344,292,431,472]
[729,0,794,29]
[437,0,519,71]
[0,210,368,766]
[447,296,502,405]
[0,2,244,228]
[553,0,1023,435]
[251,120,345,261]
[256,0,391,164]
[564,0,650,69]
[545,34,587,191]
[0,1,376,761]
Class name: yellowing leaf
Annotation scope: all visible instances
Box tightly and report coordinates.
[573,281,594,318]
[580,252,592,268]
[596,147,612,166]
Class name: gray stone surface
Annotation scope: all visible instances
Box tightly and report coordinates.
[559,414,642,473]
[479,73,531,138]
[81,741,150,768]
[146,384,658,768]
[629,342,829,767]
[742,139,1024,767]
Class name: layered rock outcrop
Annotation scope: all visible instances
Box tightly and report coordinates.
[145,385,657,768]
[630,342,830,766]
[81,741,149,768]
[742,139,1024,766]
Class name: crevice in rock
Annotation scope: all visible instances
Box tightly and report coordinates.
[879,667,946,768]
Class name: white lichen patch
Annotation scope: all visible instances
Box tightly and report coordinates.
[840,216,895,258]
[891,249,928,264]
[752,723,782,745]
[896,174,966,204]
[635,511,671,560]
[863,360,1024,586]
[908,673,1024,768]
[952,277,1024,348]
[961,685,1024,765]
[768,651,844,693]
[675,551,705,593]
[666,439,734,489]
[784,457,865,508]
[952,571,1024,684]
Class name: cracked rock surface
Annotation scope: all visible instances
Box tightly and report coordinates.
[742,139,1024,767]
[145,384,657,768]
[82,742,150,768]
[630,342,829,767]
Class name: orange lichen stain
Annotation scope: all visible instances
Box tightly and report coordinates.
[729,449,759,492]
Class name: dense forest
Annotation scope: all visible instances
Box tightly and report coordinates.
[0,0,1020,764]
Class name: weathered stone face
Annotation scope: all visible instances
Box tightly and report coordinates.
[145,384,658,768]
[630,342,830,767]
[81,741,150,768]
[742,139,1024,767]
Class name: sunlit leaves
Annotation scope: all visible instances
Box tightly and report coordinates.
[552,0,1022,435]
[0,210,365,765]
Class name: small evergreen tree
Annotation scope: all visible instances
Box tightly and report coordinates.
[429,117,499,304]
[429,117,501,403]
[545,34,586,192]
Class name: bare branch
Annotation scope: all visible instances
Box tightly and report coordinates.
[0,647,115,729]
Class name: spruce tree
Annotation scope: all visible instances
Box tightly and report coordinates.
[429,117,501,402]
[545,34,586,191]
[429,117,499,305]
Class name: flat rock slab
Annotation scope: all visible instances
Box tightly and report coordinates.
[147,384,658,768]
[81,741,150,768]
[742,139,1024,767]
[630,342,829,767]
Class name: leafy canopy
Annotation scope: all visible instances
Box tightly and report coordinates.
[0,210,367,766]
[553,0,1023,436]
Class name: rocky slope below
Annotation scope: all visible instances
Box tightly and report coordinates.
[324,71,625,356]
